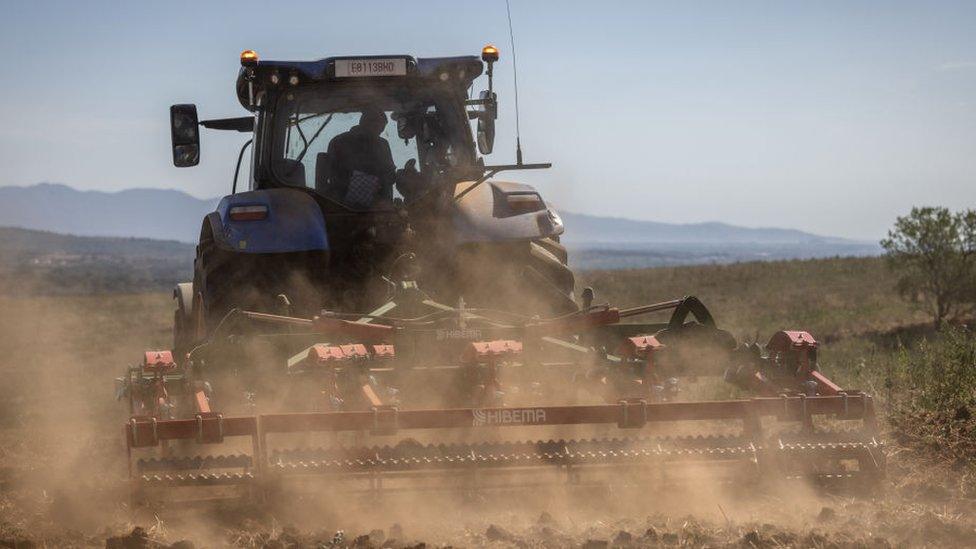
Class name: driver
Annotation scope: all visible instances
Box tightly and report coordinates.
[324,108,397,208]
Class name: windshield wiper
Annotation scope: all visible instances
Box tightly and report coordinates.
[293,113,335,164]
[292,111,332,125]
[454,162,551,201]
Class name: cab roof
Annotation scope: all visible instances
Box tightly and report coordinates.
[236,55,484,111]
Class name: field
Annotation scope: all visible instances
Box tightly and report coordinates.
[2,257,976,547]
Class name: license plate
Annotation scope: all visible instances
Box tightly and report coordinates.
[334,58,407,78]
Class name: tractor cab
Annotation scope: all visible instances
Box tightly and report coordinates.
[171,50,503,212]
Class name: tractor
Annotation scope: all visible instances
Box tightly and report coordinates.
[169,47,572,360]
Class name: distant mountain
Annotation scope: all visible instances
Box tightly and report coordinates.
[0,226,193,260]
[0,183,218,243]
[556,211,879,268]
[0,183,878,270]
[557,212,854,246]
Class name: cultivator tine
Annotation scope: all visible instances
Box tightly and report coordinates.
[139,472,256,487]
[267,436,755,474]
[138,454,253,472]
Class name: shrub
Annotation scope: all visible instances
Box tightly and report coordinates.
[885,327,976,482]
[881,207,976,328]
[888,327,976,415]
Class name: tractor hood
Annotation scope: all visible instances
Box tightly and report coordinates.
[236,55,484,111]
[452,180,565,244]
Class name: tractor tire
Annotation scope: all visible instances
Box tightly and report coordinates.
[535,236,569,264]
[457,237,577,316]
[172,282,194,358]
[528,238,575,293]
[192,236,229,333]
[522,238,577,314]
[193,230,330,334]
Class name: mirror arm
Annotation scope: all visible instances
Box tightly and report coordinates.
[232,139,253,194]
[200,117,255,132]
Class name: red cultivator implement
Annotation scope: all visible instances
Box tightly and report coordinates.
[119,296,883,502]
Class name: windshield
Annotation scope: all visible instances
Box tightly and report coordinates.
[270,85,471,209]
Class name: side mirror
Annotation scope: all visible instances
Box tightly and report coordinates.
[170,104,200,167]
[476,90,496,155]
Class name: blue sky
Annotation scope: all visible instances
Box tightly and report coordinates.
[0,1,974,239]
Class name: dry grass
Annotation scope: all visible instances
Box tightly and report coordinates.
[581,256,928,340]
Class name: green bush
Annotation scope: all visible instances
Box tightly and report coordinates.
[883,327,976,482]
[888,327,976,415]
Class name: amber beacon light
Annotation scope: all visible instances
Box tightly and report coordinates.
[481,44,499,63]
[240,49,259,67]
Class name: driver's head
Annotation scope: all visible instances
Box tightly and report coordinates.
[358,108,387,135]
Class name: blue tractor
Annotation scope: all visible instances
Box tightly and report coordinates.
[168,47,575,357]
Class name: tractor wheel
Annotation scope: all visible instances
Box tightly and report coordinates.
[457,238,577,316]
[535,236,569,264]
[523,238,577,314]
[528,238,574,293]
[192,237,228,333]
[192,232,259,333]
[193,230,330,334]
[172,282,194,358]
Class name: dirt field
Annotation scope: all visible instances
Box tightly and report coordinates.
[2,259,975,547]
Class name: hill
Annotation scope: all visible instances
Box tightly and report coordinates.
[558,212,854,245]
[0,227,193,295]
[0,183,219,243]
[0,226,193,260]
[558,211,879,267]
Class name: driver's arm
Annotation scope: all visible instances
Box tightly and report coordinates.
[395,158,424,202]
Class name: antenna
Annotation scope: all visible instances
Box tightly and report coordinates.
[505,0,523,165]
[455,0,551,205]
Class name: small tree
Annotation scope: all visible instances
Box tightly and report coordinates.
[881,207,976,328]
